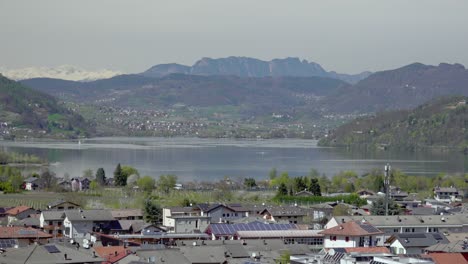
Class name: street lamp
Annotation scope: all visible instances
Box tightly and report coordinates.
[384,163,391,216]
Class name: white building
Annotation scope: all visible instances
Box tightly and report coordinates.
[63,209,114,239]
[319,220,384,248]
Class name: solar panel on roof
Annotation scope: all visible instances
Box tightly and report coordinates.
[0,239,17,248]
[359,223,380,233]
[18,230,37,235]
[44,245,60,253]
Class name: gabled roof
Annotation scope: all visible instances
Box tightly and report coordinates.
[111,209,143,218]
[332,214,466,228]
[24,177,40,183]
[42,210,66,221]
[94,245,129,263]
[0,243,104,264]
[136,249,190,264]
[434,187,459,193]
[261,206,307,217]
[6,206,34,216]
[180,246,226,263]
[197,203,223,212]
[166,206,197,213]
[427,253,468,264]
[388,233,449,248]
[320,221,383,236]
[47,200,81,208]
[64,209,114,221]
[10,217,41,227]
[425,240,468,253]
[0,227,52,239]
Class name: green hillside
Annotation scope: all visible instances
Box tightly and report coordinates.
[0,74,93,139]
[319,96,468,152]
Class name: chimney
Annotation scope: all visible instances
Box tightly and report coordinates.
[92,251,97,258]
[341,218,345,223]
[115,251,118,256]
[64,254,68,260]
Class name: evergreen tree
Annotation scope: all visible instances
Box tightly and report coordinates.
[96,168,106,186]
[294,177,307,193]
[309,178,322,196]
[144,199,163,225]
[277,183,288,196]
[114,163,126,186]
[370,198,400,215]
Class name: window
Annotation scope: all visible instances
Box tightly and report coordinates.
[330,236,336,241]
[345,237,349,242]
[394,228,399,233]
[222,214,225,217]
[226,213,230,217]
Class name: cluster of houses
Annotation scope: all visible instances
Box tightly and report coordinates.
[0,185,467,263]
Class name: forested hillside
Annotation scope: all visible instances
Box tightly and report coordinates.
[319,96,468,151]
[0,74,93,138]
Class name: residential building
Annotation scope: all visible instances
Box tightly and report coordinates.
[0,243,104,264]
[0,226,52,247]
[162,206,200,229]
[47,200,81,210]
[206,221,297,240]
[168,215,210,233]
[260,206,308,224]
[326,215,468,239]
[111,209,144,220]
[197,203,250,223]
[319,220,384,248]
[6,206,37,225]
[434,186,462,203]
[388,233,449,254]
[70,177,91,191]
[39,211,65,237]
[23,177,44,191]
[63,209,115,239]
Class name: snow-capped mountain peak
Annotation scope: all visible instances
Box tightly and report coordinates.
[0,65,123,81]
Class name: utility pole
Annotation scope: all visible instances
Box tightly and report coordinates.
[384,163,391,216]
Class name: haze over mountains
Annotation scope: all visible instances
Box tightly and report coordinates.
[20,61,468,114]
[141,57,372,84]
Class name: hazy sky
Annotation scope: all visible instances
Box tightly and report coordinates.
[1,0,468,74]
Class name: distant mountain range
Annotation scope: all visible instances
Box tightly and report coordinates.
[322,63,468,113]
[21,74,348,115]
[0,74,93,138]
[319,96,468,151]
[21,62,468,115]
[142,57,371,84]
[0,65,122,81]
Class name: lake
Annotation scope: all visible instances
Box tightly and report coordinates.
[0,137,466,181]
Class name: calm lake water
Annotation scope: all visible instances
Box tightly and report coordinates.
[0,137,466,181]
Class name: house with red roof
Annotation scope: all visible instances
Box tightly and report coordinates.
[0,226,52,247]
[6,206,37,225]
[93,245,136,264]
[319,220,383,248]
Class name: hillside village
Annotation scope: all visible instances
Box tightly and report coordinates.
[1,183,468,264]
